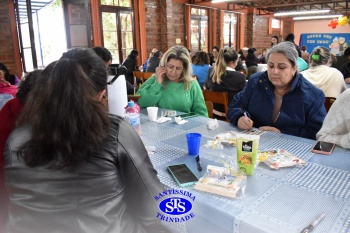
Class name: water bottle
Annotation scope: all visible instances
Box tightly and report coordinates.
[125,100,141,134]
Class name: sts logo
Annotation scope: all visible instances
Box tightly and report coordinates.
[159,198,192,215]
[154,189,195,222]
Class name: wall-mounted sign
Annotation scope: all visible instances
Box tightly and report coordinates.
[299,33,350,56]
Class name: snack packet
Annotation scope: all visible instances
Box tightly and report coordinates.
[194,165,246,199]
[259,149,307,170]
[204,131,236,150]
[236,133,260,176]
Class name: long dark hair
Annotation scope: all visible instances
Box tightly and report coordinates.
[0,63,17,85]
[16,70,43,103]
[17,48,109,169]
[193,51,210,66]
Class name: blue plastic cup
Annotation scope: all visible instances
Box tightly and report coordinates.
[186,133,202,156]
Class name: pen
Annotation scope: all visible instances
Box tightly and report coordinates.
[244,111,249,118]
[196,155,202,171]
[300,213,326,233]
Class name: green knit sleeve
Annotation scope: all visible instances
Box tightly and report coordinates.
[137,75,163,108]
[190,81,209,117]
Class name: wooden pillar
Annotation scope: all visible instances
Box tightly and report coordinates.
[268,18,272,35]
[134,0,146,65]
[185,5,191,50]
[8,0,22,78]
[91,0,102,47]
[219,10,224,48]
[239,14,245,49]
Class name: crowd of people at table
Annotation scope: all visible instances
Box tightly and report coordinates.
[1,33,350,232]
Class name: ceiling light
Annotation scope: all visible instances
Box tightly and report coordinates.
[293,15,342,20]
[275,10,330,16]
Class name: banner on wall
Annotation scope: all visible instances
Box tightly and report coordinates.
[299,33,350,56]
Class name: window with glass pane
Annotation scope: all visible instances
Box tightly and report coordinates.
[102,12,119,63]
[100,0,131,7]
[190,8,208,53]
[120,12,133,61]
[200,20,208,52]
[272,19,280,29]
[191,19,199,53]
[190,17,208,53]
[223,13,237,49]
[190,8,207,16]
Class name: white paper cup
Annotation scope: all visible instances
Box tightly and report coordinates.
[147,107,158,121]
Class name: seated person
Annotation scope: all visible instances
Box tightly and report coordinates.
[143,48,157,71]
[92,46,135,95]
[146,50,162,73]
[204,48,246,118]
[228,42,326,140]
[235,59,244,72]
[341,62,350,83]
[245,48,259,68]
[122,50,142,85]
[4,48,169,233]
[210,46,220,66]
[301,46,346,98]
[0,63,19,86]
[333,47,350,72]
[192,51,210,89]
[0,70,42,232]
[258,48,267,64]
[301,46,310,63]
[0,79,17,97]
[316,89,350,149]
[137,45,208,117]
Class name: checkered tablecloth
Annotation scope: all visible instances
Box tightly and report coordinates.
[139,109,350,233]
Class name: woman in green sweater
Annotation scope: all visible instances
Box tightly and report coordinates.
[137,45,208,117]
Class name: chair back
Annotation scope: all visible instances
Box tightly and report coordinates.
[142,72,154,83]
[205,101,213,119]
[128,95,140,104]
[202,90,229,122]
[324,97,336,112]
[133,71,143,80]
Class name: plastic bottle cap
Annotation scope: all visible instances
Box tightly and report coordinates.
[128,101,135,107]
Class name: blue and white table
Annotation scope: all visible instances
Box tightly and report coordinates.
[139,109,350,233]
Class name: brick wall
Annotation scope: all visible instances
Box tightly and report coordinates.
[144,3,282,56]
[145,0,185,57]
[252,15,270,52]
[0,0,17,76]
[243,14,293,55]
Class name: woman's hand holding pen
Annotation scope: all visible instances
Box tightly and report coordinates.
[238,112,254,130]
[155,66,167,85]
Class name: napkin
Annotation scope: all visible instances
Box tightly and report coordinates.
[174,116,188,124]
[207,119,218,130]
[155,117,172,124]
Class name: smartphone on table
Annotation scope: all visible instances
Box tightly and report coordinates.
[167,164,199,187]
[311,141,336,155]
[175,112,198,119]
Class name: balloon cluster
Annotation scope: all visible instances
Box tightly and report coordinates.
[328,16,349,29]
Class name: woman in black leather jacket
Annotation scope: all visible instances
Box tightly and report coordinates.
[3,48,170,233]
